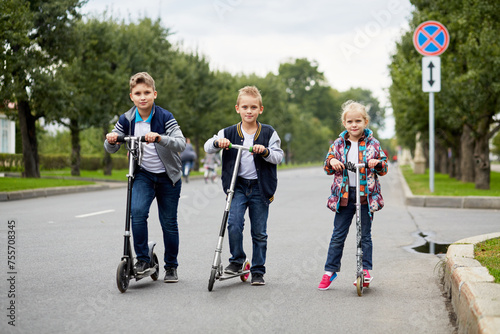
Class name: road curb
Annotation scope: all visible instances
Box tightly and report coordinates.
[444,233,500,334]
[398,166,500,209]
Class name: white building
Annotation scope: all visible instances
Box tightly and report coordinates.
[0,105,16,154]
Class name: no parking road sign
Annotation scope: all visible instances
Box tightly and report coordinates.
[413,21,449,56]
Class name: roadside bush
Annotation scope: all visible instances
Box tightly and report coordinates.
[0,153,23,172]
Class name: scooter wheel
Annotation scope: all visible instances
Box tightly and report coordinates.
[241,260,251,282]
[151,253,159,281]
[208,267,217,292]
[356,276,363,297]
[116,260,130,293]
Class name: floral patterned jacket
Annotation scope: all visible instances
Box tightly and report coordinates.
[324,128,388,214]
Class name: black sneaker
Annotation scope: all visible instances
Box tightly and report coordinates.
[164,267,178,283]
[224,262,242,275]
[134,260,149,275]
[251,273,265,285]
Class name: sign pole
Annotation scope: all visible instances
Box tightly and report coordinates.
[429,92,435,193]
[413,21,449,193]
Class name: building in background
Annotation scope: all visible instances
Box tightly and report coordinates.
[0,102,16,154]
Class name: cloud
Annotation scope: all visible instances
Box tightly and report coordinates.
[80,0,414,137]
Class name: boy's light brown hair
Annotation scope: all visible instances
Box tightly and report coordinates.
[236,86,263,107]
[129,72,156,92]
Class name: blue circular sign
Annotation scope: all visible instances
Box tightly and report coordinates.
[413,21,450,56]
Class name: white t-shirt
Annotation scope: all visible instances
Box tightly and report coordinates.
[238,128,257,179]
[347,140,359,187]
[134,109,165,173]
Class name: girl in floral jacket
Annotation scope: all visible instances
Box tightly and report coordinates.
[318,100,388,291]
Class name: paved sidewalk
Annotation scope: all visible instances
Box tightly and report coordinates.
[398,165,500,334]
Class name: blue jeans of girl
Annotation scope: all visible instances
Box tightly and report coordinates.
[131,168,181,269]
[227,177,269,275]
[324,188,373,272]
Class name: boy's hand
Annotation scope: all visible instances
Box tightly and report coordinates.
[329,158,344,172]
[106,133,118,145]
[145,132,160,144]
[252,144,266,155]
[368,159,381,169]
[216,138,231,149]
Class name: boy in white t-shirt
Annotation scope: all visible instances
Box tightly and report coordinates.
[204,86,283,285]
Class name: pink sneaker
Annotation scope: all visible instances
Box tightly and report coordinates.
[318,272,338,290]
[353,270,372,287]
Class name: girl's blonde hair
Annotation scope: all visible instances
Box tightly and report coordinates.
[236,86,263,107]
[341,100,370,123]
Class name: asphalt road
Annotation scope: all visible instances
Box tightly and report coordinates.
[1,164,499,333]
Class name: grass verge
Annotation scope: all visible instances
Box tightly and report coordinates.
[400,165,500,196]
[0,177,93,192]
[475,237,500,283]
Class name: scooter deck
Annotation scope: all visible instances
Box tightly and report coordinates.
[135,266,157,280]
[219,270,250,281]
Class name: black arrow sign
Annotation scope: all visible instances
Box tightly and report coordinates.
[427,61,435,86]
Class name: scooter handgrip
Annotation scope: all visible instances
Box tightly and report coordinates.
[140,136,147,142]
[116,135,126,143]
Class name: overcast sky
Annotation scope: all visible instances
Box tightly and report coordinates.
[80,0,414,138]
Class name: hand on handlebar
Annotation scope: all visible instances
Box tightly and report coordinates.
[329,158,344,172]
[215,138,231,149]
[144,132,160,144]
[106,133,119,145]
[367,159,382,169]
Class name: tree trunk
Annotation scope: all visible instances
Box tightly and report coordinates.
[474,130,490,190]
[17,100,40,178]
[460,125,475,183]
[102,125,112,176]
[436,140,448,174]
[70,119,81,176]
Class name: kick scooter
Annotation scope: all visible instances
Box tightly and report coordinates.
[344,161,381,296]
[115,135,160,293]
[208,143,251,291]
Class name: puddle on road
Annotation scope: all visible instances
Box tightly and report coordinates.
[409,232,450,256]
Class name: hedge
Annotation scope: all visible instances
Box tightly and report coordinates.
[0,153,128,171]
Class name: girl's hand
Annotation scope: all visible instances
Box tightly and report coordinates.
[329,158,344,172]
[368,159,381,169]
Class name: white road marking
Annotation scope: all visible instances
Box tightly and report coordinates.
[76,209,115,218]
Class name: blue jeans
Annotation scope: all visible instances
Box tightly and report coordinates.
[227,178,269,275]
[324,189,373,272]
[131,168,181,269]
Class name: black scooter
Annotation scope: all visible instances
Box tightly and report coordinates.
[115,135,160,293]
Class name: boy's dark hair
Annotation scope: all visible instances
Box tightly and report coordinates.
[129,72,156,92]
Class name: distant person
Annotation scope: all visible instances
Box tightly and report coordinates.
[318,100,388,290]
[104,72,185,283]
[180,138,197,182]
[204,86,284,285]
[202,152,221,183]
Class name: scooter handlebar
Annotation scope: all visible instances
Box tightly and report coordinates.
[116,135,160,143]
[213,140,253,152]
[344,161,383,172]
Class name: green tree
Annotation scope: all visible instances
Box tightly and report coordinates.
[0,0,84,177]
[391,0,500,189]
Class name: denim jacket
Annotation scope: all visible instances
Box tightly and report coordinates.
[324,128,388,214]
